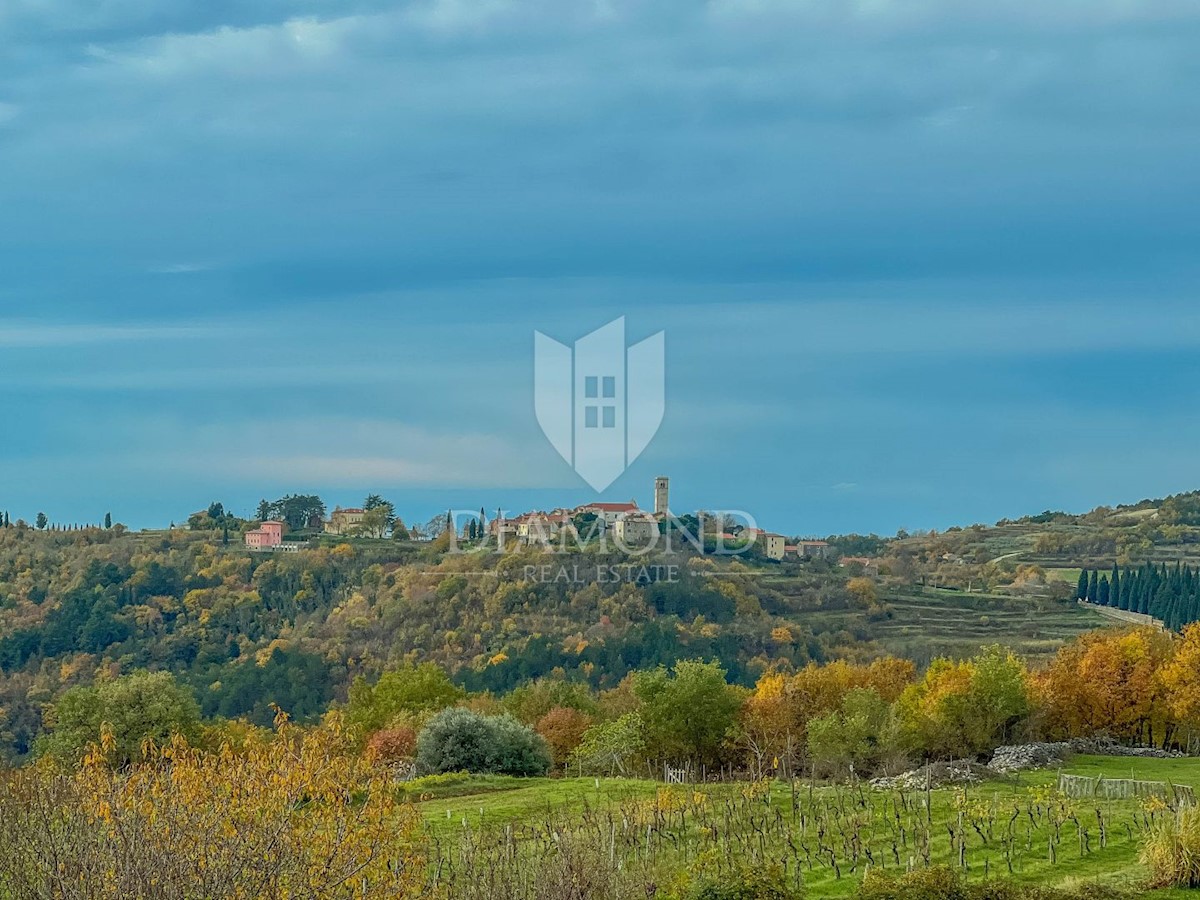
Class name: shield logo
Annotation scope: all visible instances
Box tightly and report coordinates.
[534,318,665,492]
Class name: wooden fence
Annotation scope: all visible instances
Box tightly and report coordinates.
[1057,773,1195,805]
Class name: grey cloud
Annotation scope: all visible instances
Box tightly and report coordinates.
[0,0,1197,303]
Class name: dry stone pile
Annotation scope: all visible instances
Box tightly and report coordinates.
[988,738,1181,775]
[869,760,989,791]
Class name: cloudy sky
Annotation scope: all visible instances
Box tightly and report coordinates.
[1,0,1198,534]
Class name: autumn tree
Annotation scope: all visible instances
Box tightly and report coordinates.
[0,713,424,898]
[536,706,594,769]
[1035,627,1173,745]
[847,576,878,605]
[896,646,1030,758]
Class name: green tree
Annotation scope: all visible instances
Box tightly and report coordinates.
[898,646,1030,758]
[632,659,742,767]
[356,505,392,538]
[35,512,47,530]
[504,679,599,724]
[807,687,897,778]
[1076,569,1089,600]
[104,512,112,529]
[37,671,201,765]
[346,663,465,738]
[267,495,325,531]
[567,712,646,776]
[256,499,271,521]
[363,495,395,529]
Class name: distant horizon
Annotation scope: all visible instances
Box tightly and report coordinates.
[10,476,1196,540]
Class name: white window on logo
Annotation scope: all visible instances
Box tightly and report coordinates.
[584,373,618,428]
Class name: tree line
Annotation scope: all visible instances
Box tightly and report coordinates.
[1077,561,1200,629]
[35,624,1200,783]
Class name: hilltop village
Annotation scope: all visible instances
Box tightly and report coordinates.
[240,476,840,563]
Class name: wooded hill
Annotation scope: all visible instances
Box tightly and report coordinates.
[0,486,1197,760]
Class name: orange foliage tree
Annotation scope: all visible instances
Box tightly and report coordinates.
[536,706,595,769]
[1035,627,1173,746]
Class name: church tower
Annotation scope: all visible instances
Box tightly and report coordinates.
[654,476,670,517]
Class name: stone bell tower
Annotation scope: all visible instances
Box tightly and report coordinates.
[654,476,670,517]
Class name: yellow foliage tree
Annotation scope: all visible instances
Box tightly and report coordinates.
[0,711,425,899]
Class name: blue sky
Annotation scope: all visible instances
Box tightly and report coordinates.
[1,0,1198,534]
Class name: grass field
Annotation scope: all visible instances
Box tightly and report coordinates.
[413,755,1200,897]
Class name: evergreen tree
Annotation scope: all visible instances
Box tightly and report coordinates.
[1098,575,1110,607]
[104,512,112,529]
[1076,569,1089,601]
[1110,564,1120,610]
[1087,569,1099,603]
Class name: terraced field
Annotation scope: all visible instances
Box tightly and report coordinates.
[765,577,1109,664]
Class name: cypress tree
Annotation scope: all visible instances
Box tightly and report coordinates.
[1077,570,1089,601]
[1098,575,1110,607]
[1110,564,1120,610]
[1087,570,1099,603]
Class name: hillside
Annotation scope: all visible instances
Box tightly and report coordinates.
[0,486,1197,760]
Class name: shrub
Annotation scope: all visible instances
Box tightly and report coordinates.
[687,865,803,900]
[858,867,964,900]
[365,725,418,764]
[487,713,554,776]
[1141,804,1200,888]
[416,708,550,776]
[857,867,1128,900]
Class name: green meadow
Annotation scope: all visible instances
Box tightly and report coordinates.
[413,755,1200,897]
